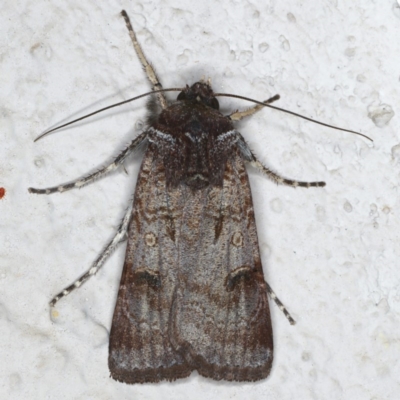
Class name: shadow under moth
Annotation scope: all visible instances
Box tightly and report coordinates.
[29,10,370,383]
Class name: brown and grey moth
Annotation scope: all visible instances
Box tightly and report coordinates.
[29,10,369,384]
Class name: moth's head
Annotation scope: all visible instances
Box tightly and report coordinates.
[177,81,220,110]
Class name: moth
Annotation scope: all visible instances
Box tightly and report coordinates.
[29,11,370,383]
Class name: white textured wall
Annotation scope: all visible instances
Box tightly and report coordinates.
[1,0,400,399]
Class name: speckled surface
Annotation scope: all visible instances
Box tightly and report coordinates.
[1,1,400,399]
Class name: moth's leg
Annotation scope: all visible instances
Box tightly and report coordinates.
[227,95,280,121]
[120,10,168,110]
[250,157,326,188]
[237,137,325,188]
[265,282,296,325]
[50,201,133,307]
[29,133,147,195]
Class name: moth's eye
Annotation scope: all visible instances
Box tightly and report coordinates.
[210,98,219,110]
[177,91,186,101]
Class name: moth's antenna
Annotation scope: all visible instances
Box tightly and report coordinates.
[120,10,168,110]
[34,88,182,142]
[215,92,372,142]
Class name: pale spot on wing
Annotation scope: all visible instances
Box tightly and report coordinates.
[231,231,244,247]
[144,232,157,247]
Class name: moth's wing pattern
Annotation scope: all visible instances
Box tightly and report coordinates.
[109,145,272,383]
[170,147,273,381]
[109,145,191,383]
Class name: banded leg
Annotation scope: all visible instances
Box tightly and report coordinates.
[251,157,326,188]
[120,10,168,109]
[237,135,326,188]
[28,132,147,194]
[50,201,133,307]
[228,95,280,121]
[265,282,296,325]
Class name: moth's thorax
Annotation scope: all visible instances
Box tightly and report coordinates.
[149,84,238,190]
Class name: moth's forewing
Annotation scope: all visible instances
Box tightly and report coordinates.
[168,149,273,382]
